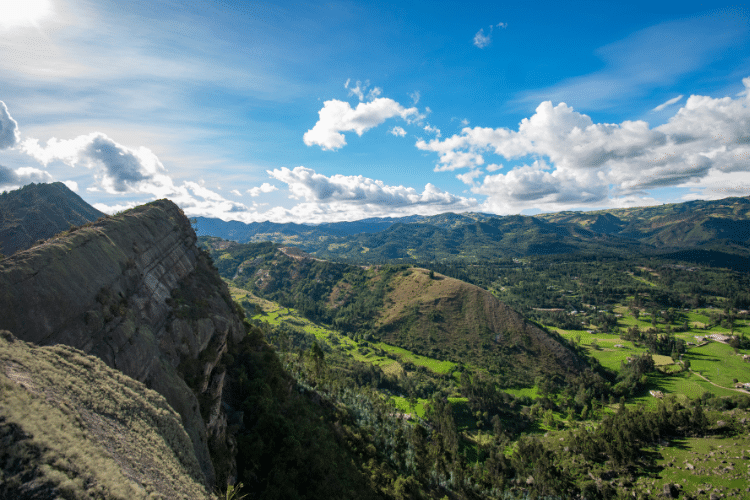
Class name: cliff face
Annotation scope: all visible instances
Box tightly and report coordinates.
[0,199,244,488]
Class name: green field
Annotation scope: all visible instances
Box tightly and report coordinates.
[391,396,428,418]
[237,284,462,383]
[635,437,750,498]
[374,342,457,374]
[685,341,750,389]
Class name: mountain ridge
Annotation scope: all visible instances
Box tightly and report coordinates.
[195,195,750,265]
[0,198,245,488]
[0,182,106,256]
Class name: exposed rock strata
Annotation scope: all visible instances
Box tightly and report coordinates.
[0,199,244,489]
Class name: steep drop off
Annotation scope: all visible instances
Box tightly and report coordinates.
[0,199,244,489]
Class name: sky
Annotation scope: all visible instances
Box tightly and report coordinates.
[0,0,749,222]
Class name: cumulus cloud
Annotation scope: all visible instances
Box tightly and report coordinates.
[417,76,750,212]
[0,101,19,149]
[390,126,407,137]
[0,164,52,186]
[652,95,683,112]
[304,98,421,150]
[268,166,477,215]
[22,132,174,194]
[409,91,420,105]
[247,182,277,197]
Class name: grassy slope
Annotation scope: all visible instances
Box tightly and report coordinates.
[0,331,211,500]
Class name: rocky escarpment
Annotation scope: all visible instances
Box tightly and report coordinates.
[0,199,244,489]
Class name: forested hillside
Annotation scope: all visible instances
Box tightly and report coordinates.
[195,195,750,268]
[199,203,750,499]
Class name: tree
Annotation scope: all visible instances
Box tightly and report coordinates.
[308,341,326,379]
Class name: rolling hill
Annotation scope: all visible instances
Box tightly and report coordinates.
[196,195,750,268]
[201,239,587,386]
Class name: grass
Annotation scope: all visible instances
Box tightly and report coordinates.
[245,287,460,377]
[635,436,750,497]
[0,332,210,499]
[501,386,539,399]
[374,342,457,374]
[391,396,428,418]
[685,341,750,388]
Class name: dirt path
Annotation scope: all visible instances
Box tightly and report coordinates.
[690,369,750,394]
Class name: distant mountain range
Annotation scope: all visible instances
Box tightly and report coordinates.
[0,182,105,256]
[195,196,750,267]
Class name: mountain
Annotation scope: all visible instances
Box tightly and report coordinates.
[0,199,245,488]
[0,330,212,499]
[196,195,750,267]
[193,214,426,245]
[201,240,587,385]
[0,182,106,256]
[539,196,750,246]
[0,196,392,498]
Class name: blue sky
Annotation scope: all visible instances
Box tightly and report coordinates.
[0,0,749,222]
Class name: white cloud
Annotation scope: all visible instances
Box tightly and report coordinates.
[230,189,241,196]
[345,79,366,101]
[0,101,19,149]
[409,91,420,105]
[390,126,407,137]
[304,98,421,150]
[22,132,174,195]
[268,166,477,214]
[247,182,278,197]
[0,0,53,31]
[456,169,483,185]
[473,28,491,48]
[0,164,52,186]
[652,95,683,112]
[423,124,441,137]
[93,201,138,214]
[62,179,78,191]
[474,22,506,49]
[417,76,750,212]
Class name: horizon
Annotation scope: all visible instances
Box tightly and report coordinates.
[0,0,749,223]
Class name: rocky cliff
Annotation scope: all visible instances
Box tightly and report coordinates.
[0,199,245,489]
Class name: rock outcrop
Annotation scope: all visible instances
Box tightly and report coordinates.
[0,199,244,489]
